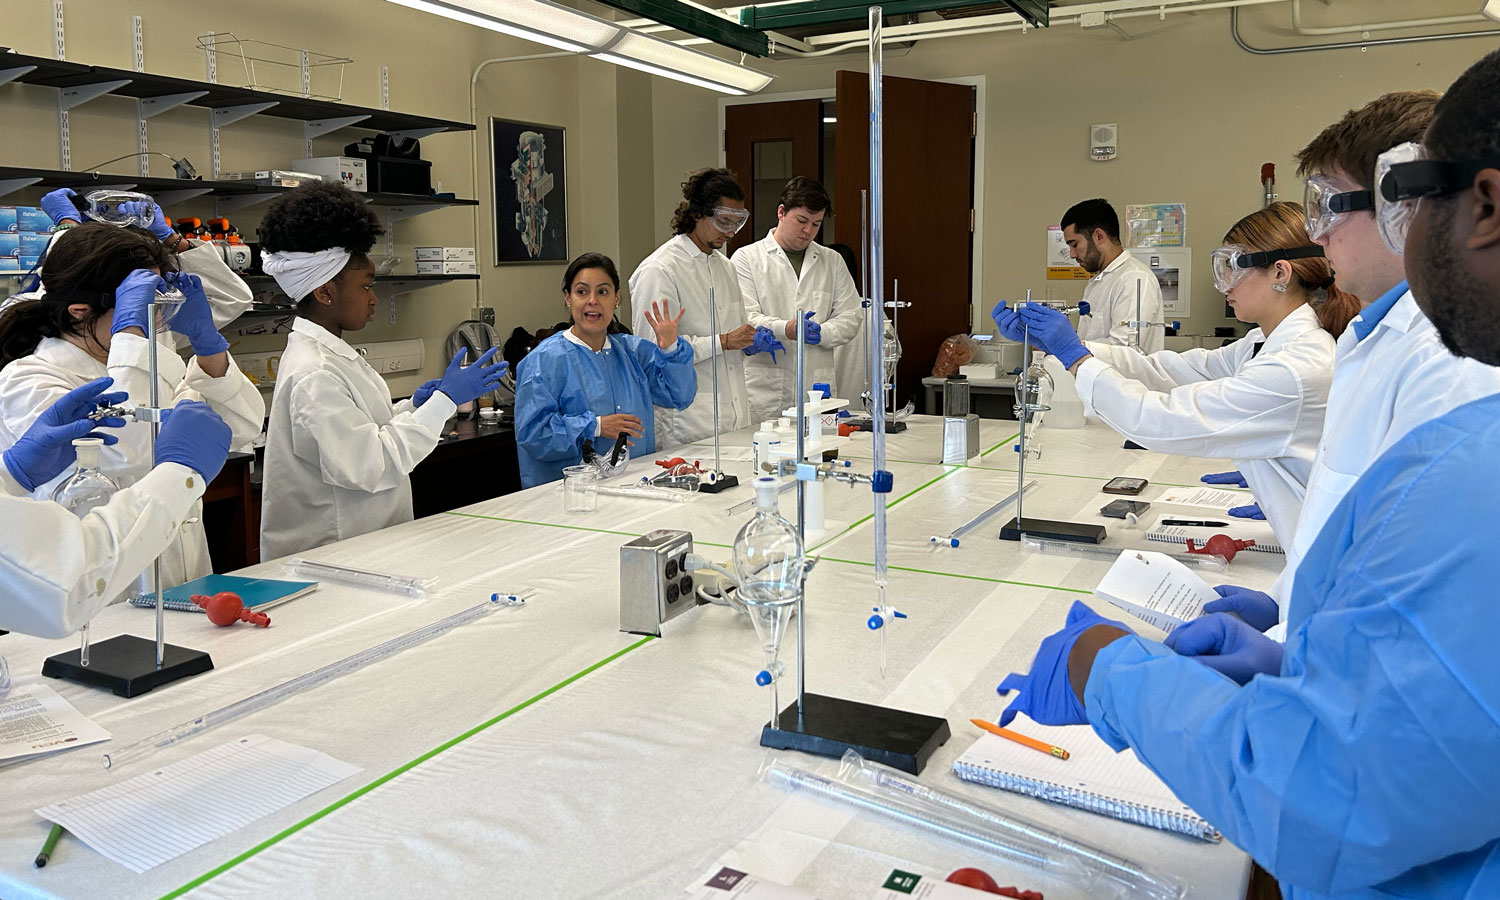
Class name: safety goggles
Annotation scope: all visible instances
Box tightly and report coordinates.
[1303,175,1373,241]
[709,205,750,235]
[1376,141,1500,255]
[79,190,158,229]
[1211,243,1325,293]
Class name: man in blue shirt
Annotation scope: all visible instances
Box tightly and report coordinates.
[995,48,1500,899]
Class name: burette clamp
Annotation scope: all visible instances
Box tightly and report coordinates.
[870,470,893,493]
[867,606,907,630]
[132,406,166,424]
[87,404,138,422]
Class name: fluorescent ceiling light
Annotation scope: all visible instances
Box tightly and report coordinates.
[1484,0,1500,23]
[822,116,836,123]
[383,0,620,53]
[592,32,773,95]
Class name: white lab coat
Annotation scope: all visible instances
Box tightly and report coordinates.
[1078,250,1165,353]
[629,234,752,447]
[732,231,863,423]
[0,237,254,337]
[1073,303,1335,551]
[0,334,263,591]
[259,318,456,561]
[1265,289,1500,621]
[0,462,204,638]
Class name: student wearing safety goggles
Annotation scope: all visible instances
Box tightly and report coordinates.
[630,168,759,447]
[1205,89,1500,641]
[995,202,1342,552]
[991,49,1500,899]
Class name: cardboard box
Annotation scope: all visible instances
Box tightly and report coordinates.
[414,246,476,262]
[19,233,51,256]
[17,207,55,233]
[0,232,19,263]
[415,259,478,276]
[0,207,17,233]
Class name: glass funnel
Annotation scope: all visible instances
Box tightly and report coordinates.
[734,476,805,727]
[1014,361,1054,460]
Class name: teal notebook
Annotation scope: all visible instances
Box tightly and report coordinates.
[129,574,319,613]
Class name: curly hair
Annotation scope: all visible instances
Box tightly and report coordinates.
[670,168,745,235]
[256,181,384,255]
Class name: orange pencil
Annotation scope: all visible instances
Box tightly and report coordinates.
[970,717,1070,760]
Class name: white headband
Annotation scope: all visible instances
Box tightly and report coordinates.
[261,248,352,301]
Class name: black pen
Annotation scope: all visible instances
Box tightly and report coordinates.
[1161,519,1228,527]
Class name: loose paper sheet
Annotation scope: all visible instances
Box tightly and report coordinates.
[1093,549,1217,633]
[1150,486,1249,512]
[0,683,111,762]
[38,734,359,873]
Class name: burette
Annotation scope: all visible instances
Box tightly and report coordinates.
[102,593,530,769]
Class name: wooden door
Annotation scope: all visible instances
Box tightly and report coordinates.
[835,72,974,406]
[724,100,823,255]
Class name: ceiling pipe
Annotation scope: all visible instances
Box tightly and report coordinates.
[1232,4,1500,53]
[1290,0,1485,35]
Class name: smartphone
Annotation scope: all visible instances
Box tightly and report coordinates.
[1102,476,1149,495]
[1100,499,1151,519]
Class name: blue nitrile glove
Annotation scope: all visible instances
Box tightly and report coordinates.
[1164,612,1283,685]
[996,600,1134,727]
[155,400,231,483]
[1077,300,1091,317]
[162,272,229,356]
[2,377,128,492]
[120,199,172,241]
[990,300,1026,342]
[1202,585,1279,633]
[1018,303,1090,368]
[435,347,508,407]
[1201,470,1249,488]
[40,188,82,226]
[742,326,786,363]
[411,378,443,408]
[110,269,170,335]
[1229,502,1265,520]
[802,311,822,345]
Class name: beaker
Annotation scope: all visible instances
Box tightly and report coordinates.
[561,465,599,513]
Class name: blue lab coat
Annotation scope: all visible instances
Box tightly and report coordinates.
[514,330,696,488]
[1083,392,1500,899]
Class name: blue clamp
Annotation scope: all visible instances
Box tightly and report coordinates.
[871,470,894,493]
[1014,445,1020,453]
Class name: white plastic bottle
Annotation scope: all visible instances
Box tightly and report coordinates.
[752,420,778,475]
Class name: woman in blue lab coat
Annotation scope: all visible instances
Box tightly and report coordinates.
[514,253,696,487]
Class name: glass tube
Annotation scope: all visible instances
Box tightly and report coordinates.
[285,558,438,597]
[103,593,528,769]
[1021,534,1229,572]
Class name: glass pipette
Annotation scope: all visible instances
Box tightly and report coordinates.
[102,592,529,769]
[1021,534,1228,572]
[929,480,1039,547]
[286,558,438,597]
[595,483,693,503]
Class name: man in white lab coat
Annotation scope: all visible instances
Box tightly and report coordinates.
[732,177,863,424]
[1061,199,1165,353]
[1205,89,1500,637]
[630,168,759,448]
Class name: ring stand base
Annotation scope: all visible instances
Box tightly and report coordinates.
[43,635,213,698]
[698,473,739,494]
[1122,440,1147,450]
[999,516,1107,544]
[848,417,907,434]
[760,692,950,775]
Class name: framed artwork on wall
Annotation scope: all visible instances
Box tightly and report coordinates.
[490,117,568,265]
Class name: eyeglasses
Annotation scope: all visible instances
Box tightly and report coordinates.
[709,205,750,235]
[1303,175,1373,241]
[1376,141,1500,255]
[1211,243,1325,293]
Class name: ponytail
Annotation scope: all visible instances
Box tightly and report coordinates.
[0,300,69,369]
[1313,283,1361,339]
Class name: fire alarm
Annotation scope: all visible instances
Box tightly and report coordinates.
[1091,123,1117,161]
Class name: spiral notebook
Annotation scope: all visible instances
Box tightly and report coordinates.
[953,717,1221,842]
[128,573,318,613]
[1145,519,1284,554]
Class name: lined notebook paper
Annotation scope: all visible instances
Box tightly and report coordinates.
[37,735,359,872]
[1145,519,1284,555]
[953,718,1221,842]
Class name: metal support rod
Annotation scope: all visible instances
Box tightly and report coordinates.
[710,286,724,476]
[147,302,164,668]
[1016,290,1031,526]
[1134,278,1143,350]
[794,306,808,724]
